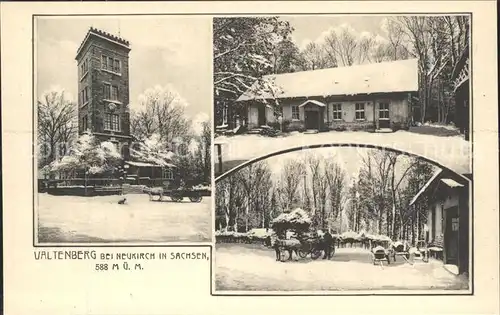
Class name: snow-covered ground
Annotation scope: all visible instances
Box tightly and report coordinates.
[216,130,471,176]
[215,244,468,292]
[37,193,211,243]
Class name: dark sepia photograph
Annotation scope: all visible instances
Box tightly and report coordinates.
[35,16,212,244]
[215,146,471,292]
[214,15,471,177]
[212,14,472,294]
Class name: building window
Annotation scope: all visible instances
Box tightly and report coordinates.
[291,105,300,120]
[104,113,120,131]
[107,57,113,71]
[379,102,390,119]
[103,83,119,101]
[81,87,89,105]
[222,106,228,125]
[101,55,121,74]
[111,86,119,100]
[332,103,342,120]
[163,168,173,180]
[81,115,88,132]
[80,58,89,79]
[355,103,365,120]
[114,59,121,73]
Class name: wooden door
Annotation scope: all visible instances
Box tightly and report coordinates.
[378,102,390,128]
[445,206,459,265]
[258,106,266,126]
[305,111,319,129]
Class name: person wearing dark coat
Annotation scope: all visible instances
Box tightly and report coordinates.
[323,230,334,259]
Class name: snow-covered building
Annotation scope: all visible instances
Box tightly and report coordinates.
[236,59,419,132]
[409,169,471,275]
[451,44,470,141]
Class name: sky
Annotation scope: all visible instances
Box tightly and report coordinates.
[284,15,388,50]
[35,16,212,121]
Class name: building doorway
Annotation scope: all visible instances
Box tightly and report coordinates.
[258,106,266,126]
[378,102,390,129]
[444,206,460,265]
[305,111,319,130]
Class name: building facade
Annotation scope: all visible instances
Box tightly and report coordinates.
[410,169,470,275]
[236,59,419,132]
[75,27,132,158]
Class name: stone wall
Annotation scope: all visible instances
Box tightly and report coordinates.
[76,32,131,140]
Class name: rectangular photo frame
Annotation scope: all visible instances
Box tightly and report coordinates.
[33,14,214,246]
[212,12,475,295]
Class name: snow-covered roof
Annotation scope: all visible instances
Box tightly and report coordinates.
[299,100,326,108]
[440,178,464,188]
[409,169,443,206]
[237,58,419,101]
[409,170,469,206]
[125,161,175,168]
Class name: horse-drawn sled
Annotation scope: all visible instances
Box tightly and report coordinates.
[273,233,335,262]
[144,186,203,203]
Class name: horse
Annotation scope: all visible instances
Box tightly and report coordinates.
[143,186,164,201]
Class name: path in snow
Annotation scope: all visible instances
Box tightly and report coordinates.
[215,244,468,291]
[37,193,211,243]
[216,131,471,176]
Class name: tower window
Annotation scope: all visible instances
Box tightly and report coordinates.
[103,83,119,101]
[101,55,107,70]
[81,86,89,105]
[111,86,119,100]
[81,115,88,132]
[80,58,89,79]
[101,55,121,74]
[114,59,121,73]
[104,113,120,131]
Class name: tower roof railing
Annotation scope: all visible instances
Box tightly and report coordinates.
[76,27,130,59]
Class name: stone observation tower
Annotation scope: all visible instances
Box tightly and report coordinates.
[75,27,132,159]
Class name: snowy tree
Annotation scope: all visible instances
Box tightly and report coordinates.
[130,85,192,144]
[49,133,122,176]
[298,41,335,70]
[275,159,305,210]
[191,114,211,185]
[382,16,470,123]
[37,88,77,168]
[213,17,295,127]
[130,133,174,167]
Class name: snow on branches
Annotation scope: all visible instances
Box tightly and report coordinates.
[49,133,122,174]
[130,133,174,167]
[271,207,312,233]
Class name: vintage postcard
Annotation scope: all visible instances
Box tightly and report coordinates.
[2,1,499,315]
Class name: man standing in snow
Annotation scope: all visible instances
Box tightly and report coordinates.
[323,230,334,259]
